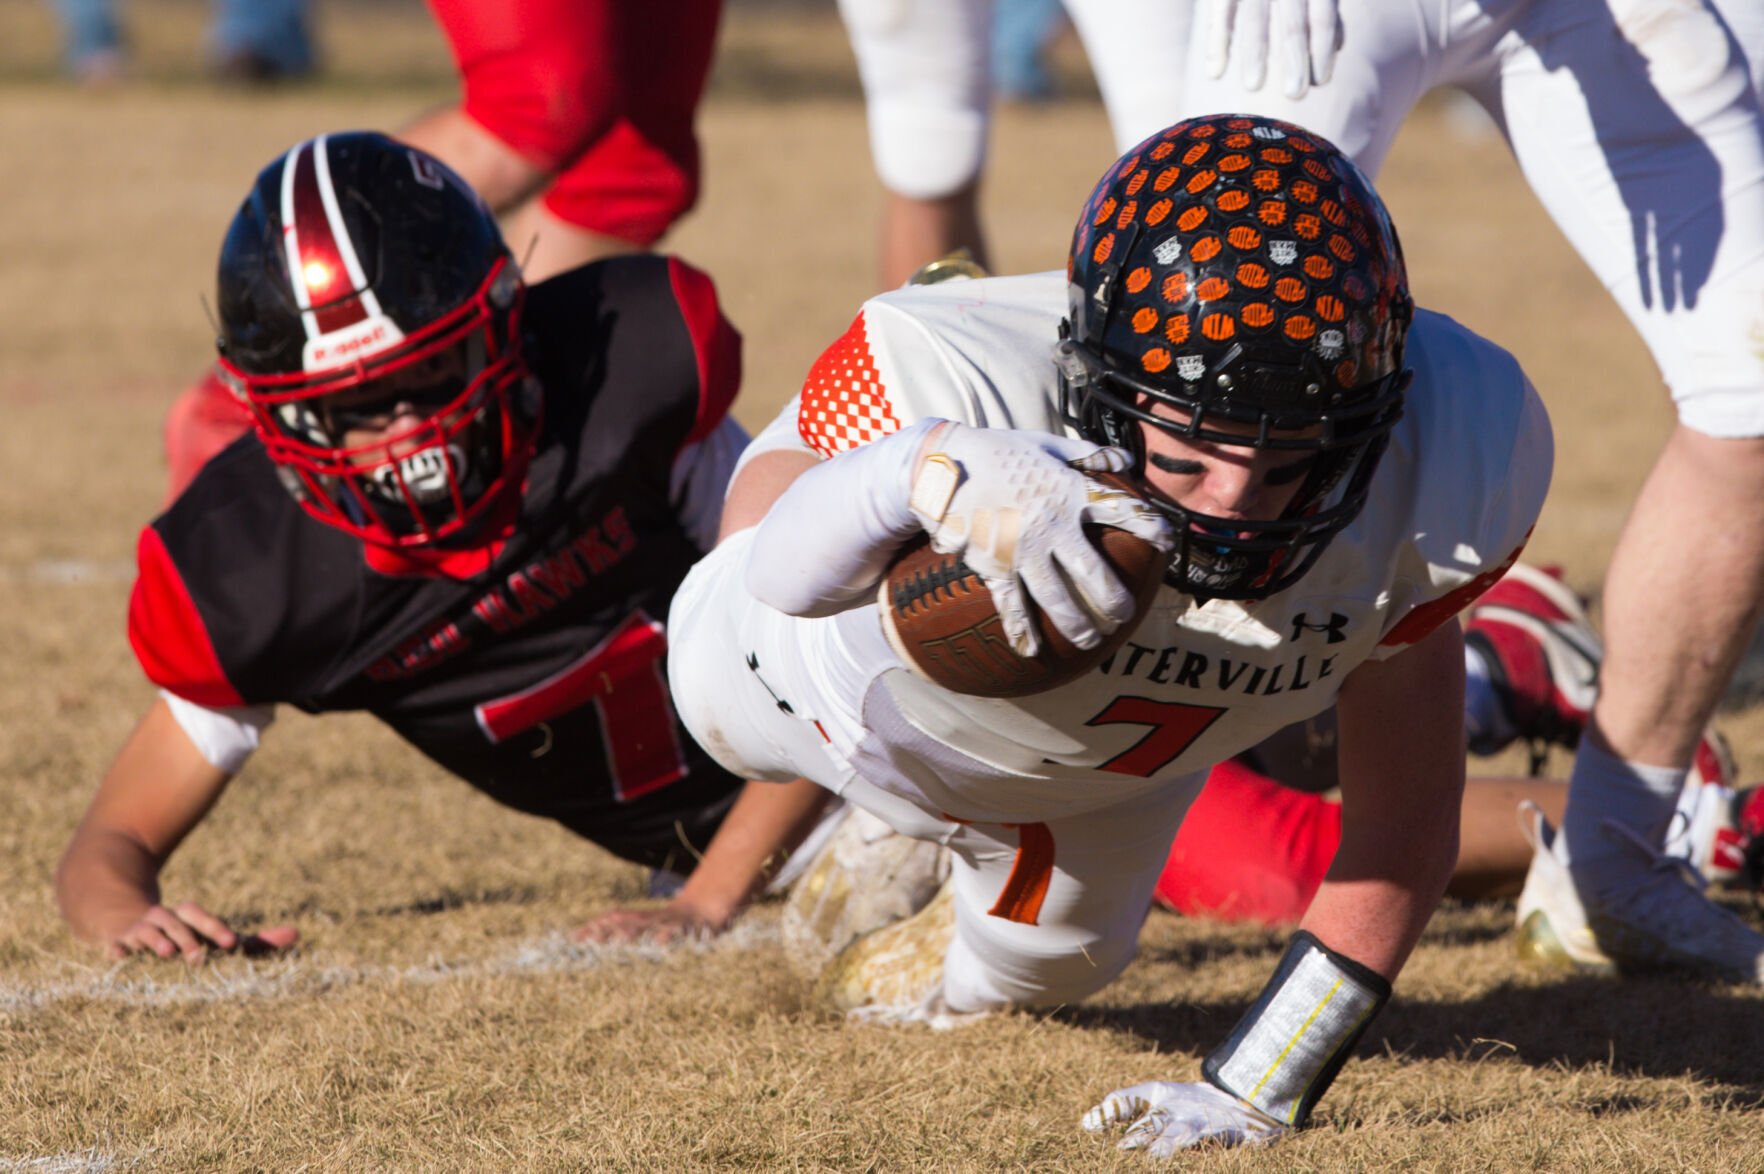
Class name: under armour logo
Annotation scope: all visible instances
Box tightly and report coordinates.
[1291,612,1349,644]
[745,652,794,713]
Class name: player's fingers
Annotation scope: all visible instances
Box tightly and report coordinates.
[572,912,637,944]
[143,906,210,961]
[983,574,1040,658]
[1052,538,1135,630]
[1198,0,1235,79]
[1019,553,1107,650]
[574,910,683,944]
[171,901,238,951]
[1273,0,1312,99]
[1309,0,1340,84]
[241,926,299,956]
[1059,442,1132,475]
[118,920,182,961]
[1236,0,1272,91]
[1083,492,1176,553]
[1082,1084,1158,1132]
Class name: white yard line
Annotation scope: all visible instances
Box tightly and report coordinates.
[0,921,779,1014]
[0,560,135,587]
[0,1153,136,1173]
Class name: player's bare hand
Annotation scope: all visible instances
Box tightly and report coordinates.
[571,900,730,946]
[1083,1081,1287,1155]
[106,902,299,965]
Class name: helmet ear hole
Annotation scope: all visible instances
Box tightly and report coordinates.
[1062,113,1412,599]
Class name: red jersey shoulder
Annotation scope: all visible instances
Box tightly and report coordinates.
[128,525,244,708]
[664,255,741,445]
[797,310,905,457]
[1376,536,1529,650]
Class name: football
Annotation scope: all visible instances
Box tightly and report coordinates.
[878,473,1166,698]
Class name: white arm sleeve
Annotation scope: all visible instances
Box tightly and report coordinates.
[160,689,275,774]
[670,415,750,553]
[746,419,937,617]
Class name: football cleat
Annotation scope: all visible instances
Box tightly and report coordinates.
[780,806,950,980]
[1662,728,1761,889]
[1463,563,1602,770]
[814,881,985,1028]
[1514,802,1614,974]
[1516,802,1764,983]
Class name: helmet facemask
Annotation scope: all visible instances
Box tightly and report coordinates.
[223,255,538,548]
[1059,334,1404,599]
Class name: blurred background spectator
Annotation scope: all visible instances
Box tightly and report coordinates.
[47,0,316,86]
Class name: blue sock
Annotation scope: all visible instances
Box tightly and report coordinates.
[1559,736,1687,868]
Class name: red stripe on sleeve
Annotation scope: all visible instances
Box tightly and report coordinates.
[796,311,902,457]
[1378,535,1529,649]
[128,526,245,708]
[666,256,742,445]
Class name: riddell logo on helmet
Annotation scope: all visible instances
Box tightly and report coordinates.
[303,315,406,372]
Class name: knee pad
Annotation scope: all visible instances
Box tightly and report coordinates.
[840,0,992,198]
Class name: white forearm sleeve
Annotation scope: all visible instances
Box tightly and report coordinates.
[160,689,275,773]
[746,418,939,617]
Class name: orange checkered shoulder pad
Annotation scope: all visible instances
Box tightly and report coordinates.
[797,312,904,458]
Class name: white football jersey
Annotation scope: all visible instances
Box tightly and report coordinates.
[739,271,1552,824]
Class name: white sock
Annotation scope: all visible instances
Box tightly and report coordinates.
[1558,736,1688,868]
[1462,643,1514,754]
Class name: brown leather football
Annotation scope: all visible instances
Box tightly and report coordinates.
[877,473,1166,698]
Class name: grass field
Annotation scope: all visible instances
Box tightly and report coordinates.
[3,1,1763,1169]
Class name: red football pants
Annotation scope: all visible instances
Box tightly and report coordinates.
[429,0,721,245]
[1154,757,1341,926]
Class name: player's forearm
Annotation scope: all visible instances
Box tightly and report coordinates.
[54,826,166,943]
[1297,857,1454,981]
[670,778,832,927]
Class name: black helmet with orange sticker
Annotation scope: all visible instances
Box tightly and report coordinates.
[1059,113,1413,600]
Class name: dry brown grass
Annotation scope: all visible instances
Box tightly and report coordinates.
[2,1,1762,1170]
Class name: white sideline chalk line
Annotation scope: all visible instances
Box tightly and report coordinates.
[0,1152,135,1173]
[0,560,134,587]
[0,921,780,1014]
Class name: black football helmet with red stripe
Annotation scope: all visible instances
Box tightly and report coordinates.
[1058,113,1412,600]
[215,131,539,549]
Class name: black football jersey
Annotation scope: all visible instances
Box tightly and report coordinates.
[129,255,745,870]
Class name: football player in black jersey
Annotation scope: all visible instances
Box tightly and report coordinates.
[55,131,829,963]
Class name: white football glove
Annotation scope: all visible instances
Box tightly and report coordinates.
[906,423,1173,658]
[1082,1081,1287,1156]
[1198,0,1341,100]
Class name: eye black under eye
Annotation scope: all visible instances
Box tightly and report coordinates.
[1148,453,1206,476]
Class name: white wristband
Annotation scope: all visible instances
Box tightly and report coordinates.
[1202,931,1390,1128]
